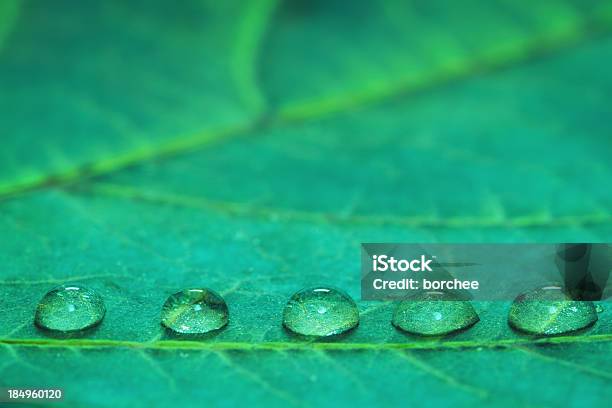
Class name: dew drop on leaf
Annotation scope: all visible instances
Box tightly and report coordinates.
[508,286,598,335]
[160,288,229,334]
[595,304,604,313]
[34,285,105,332]
[282,286,359,337]
[391,291,479,336]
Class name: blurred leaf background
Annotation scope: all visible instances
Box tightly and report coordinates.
[0,0,611,406]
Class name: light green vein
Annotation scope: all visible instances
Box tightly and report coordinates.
[0,0,279,199]
[1,8,612,201]
[0,121,255,200]
[216,352,302,407]
[394,351,490,399]
[0,0,21,54]
[231,0,279,113]
[1,333,611,352]
[0,273,130,286]
[76,182,612,229]
[275,5,612,122]
[513,346,612,380]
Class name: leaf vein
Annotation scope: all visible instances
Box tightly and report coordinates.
[2,11,612,201]
[1,334,610,352]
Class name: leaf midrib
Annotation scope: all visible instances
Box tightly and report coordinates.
[1,333,610,351]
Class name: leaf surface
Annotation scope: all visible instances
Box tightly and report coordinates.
[1,1,611,407]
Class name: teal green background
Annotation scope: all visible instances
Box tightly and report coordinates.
[0,0,611,406]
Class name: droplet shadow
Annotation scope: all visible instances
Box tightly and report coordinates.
[508,318,597,338]
[282,323,359,342]
[34,321,103,339]
[160,324,229,341]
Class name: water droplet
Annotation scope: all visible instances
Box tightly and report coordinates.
[392,291,479,336]
[508,286,597,335]
[161,288,228,334]
[34,285,105,332]
[595,304,604,313]
[282,286,359,337]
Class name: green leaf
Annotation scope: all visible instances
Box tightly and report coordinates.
[0,0,22,53]
[1,0,611,407]
[0,0,277,195]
